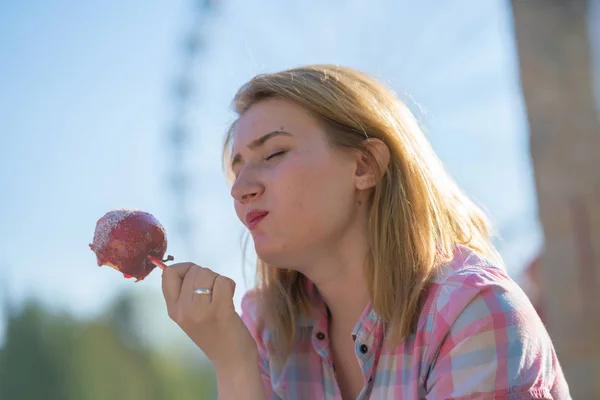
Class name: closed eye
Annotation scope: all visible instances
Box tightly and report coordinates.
[232,151,287,179]
[266,151,286,161]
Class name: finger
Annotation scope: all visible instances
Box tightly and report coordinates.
[162,262,195,305]
[211,275,236,312]
[192,267,220,306]
[179,264,200,305]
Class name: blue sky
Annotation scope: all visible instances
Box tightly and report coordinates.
[1,0,597,347]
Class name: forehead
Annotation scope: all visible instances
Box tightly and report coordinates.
[231,99,323,148]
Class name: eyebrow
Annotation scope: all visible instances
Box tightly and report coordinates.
[230,130,293,169]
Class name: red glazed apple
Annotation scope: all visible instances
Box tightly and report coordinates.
[89,209,174,281]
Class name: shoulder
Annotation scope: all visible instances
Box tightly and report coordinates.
[417,246,570,398]
[423,245,527,326]
[240,288,265,342]
[240,287,275,357]
[241,287,260,320]
[420,245,543,347]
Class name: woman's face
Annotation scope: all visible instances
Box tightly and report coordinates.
[230,99,362,269]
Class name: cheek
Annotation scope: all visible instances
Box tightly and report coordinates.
[274,158,318,208]
[274,157,348,225]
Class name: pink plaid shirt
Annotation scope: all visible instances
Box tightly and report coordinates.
[241,246,570,399]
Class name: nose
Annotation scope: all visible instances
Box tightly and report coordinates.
[230,168,265,203]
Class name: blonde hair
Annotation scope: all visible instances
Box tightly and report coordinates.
[222,64,503,364]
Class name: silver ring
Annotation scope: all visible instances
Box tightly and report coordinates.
[193,287,212,295]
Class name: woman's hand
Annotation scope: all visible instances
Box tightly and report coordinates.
[161,262,258,371]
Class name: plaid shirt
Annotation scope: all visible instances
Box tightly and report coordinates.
[241,246,570,399]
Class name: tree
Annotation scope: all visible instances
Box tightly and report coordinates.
[0,295,217,399]
[0,301,71,400]
[511,1,600,397]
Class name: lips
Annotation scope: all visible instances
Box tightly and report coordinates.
[245,210,269,229]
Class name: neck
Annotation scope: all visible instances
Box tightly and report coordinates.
[314,267,370,334]
[303,222,371,334]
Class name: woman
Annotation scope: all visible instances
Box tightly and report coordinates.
[161,65,570,399]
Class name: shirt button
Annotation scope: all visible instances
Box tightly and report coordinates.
[316,332,326,340]
[360,344,369,354]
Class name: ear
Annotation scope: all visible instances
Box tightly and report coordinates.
[354,138,391,190]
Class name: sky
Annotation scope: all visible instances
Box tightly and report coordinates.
[0,0,598,348]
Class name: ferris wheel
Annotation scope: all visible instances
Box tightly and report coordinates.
[166,0,218,258]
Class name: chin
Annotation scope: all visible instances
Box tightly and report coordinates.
[253,239,293,268]
[254,246,281,266]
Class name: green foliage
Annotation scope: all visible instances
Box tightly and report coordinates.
[0,295,216,400]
